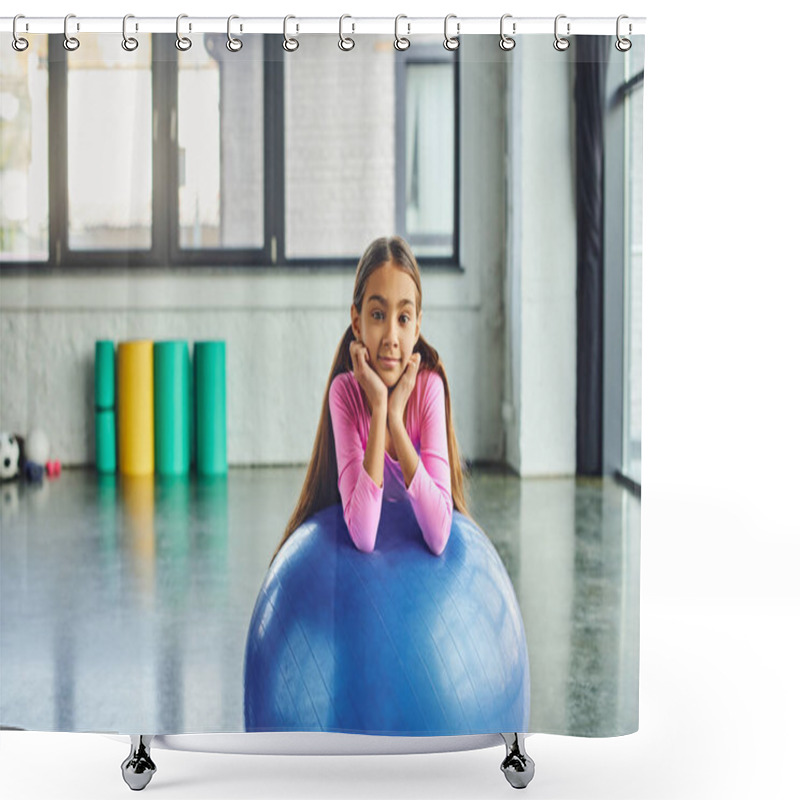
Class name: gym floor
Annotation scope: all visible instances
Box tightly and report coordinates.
[0,466,640,737]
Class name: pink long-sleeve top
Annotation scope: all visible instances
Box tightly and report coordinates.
[329,368,453,556]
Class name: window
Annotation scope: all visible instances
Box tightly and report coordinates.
[67,35,153,251]
[396,46,458,259]
[0,33,458,270]
[283,35,457,262]
[177,35,264,250]
[0,33,49,262]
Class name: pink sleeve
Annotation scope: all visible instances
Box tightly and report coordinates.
[406,371,454,556]
[329,374,383,553]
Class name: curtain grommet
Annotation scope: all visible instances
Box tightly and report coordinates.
[338,14,355,51]
[283,15,299,52]
[63,13,80,51]
[444,14,459,51]
[226,15,243,52]
[121,14,139,52]
[12,15,29,52]
[553,14,570,51]
[499,14,516,51]
[394,14,410,51]
[615,15,633,51]
[176,14,192,51]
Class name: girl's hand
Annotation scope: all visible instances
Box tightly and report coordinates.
[388,353,421,427]
[350,340,388,413]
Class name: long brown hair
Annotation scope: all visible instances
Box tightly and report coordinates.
[270,235,472,565]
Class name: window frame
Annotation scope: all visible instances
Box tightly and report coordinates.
[1,33,461,272]
[393,42,461,267]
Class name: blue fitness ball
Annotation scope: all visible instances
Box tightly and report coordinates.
[244,499,530,735]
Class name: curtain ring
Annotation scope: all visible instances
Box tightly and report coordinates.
[553,14,570,51]
[63,13,80,51]
[394,15,410,51]
[615,15,632,52]
[338,14,355,51]
[12,15,29,52]
[283,15,299,52]
[444,14,459,51]
[122,14,139,52]
[226,15,243,52]
[176,14,192,51]
[499,14,515,51]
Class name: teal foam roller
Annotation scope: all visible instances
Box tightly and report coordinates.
[154,341,191,476]
[95,409,117,474]
[194,341,227,476]
[94,341,115,409]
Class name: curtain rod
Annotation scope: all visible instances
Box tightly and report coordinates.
[1,16,646,37]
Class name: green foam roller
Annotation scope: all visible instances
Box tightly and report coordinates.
[154,340,192,476]
[94,340,115,409]
[95,409,117,474]
[195,341,227,476]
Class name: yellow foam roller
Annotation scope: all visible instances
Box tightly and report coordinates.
[117,340,155,476]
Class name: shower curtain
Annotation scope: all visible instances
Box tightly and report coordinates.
[0,22,643,741]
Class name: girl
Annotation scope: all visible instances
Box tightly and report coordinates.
[270,235,471,565]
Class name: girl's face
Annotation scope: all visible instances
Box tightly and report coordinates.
[351,263,422,388]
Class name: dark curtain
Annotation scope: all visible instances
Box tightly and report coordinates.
[575,37,610,476]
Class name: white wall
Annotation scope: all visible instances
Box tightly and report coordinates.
[0,36,576,474]
[504,37,577,477]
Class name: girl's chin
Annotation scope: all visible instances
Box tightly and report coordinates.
[382,370,404,390]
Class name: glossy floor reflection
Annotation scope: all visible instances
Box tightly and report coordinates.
[0,466,639,737]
